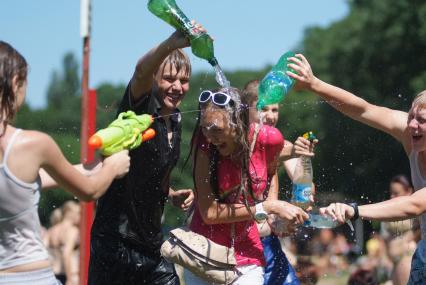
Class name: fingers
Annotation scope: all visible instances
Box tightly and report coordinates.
[294,137,316,157]
[191,20,207,34]
[321,203,348,224]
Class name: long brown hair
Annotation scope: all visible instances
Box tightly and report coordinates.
[188,87,262,205]
[0,41,28,131]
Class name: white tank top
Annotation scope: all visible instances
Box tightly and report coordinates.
[0,129,48,269]
[409,151,426,247]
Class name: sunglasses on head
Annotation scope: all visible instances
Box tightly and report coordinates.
[198,90,233,106]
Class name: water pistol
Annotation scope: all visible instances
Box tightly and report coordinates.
[88,111,156,156]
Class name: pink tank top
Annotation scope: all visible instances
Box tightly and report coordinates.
[190,124,284,267]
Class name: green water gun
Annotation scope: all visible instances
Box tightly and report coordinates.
[88,111,156,156]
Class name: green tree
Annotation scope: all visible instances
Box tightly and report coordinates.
[300,0,426,203]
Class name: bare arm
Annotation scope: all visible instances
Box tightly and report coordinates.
[287,54,408,143]
[195,149,308,225]
[321,188,426,223]
[195,149,255,224]
[266,172,279,201]
[130,33,186,100]
[39,133,129,201]
[40,160,102,189]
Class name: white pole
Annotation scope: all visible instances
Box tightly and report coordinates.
[80,0,91,38]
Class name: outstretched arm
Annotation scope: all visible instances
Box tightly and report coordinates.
[321,187,426,223]
[38,132,130,201]
[40,159,102,189]
[287,54,408,144]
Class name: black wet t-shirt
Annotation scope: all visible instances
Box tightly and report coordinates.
[90,83,181,253]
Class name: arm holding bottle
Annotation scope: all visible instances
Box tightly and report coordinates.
[131,21,206,101]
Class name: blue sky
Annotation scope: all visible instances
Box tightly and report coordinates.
[1,0,348,109]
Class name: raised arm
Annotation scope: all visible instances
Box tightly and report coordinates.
[38,132,130,201]
[287,54,408,143]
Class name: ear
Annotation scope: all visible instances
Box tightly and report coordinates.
[12,75,20,95]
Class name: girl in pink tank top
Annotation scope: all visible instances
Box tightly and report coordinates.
[184,88,309,285]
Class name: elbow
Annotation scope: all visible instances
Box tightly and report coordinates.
[404,198,425,217]
[199,207,219,225]
[200,211,216,225]
[78,194,94,202]
[78,190,98,202]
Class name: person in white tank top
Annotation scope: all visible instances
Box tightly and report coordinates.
[284,53,426,285]
[0,41,130,284]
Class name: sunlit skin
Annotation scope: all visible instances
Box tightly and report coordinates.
[154,62,189,115]
[407,105,426,153]
[261,103,279,127]
[200,108,237,157]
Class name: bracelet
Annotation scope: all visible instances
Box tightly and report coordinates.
[349,203,359,221]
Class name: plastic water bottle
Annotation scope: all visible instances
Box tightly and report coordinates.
[291,131,316,210]
[257,51,297,110]
[304,214,339,228]
[304,214,355,231]
[147,0,218,66]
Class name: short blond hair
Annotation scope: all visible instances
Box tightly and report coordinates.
[412,90,426,109]
[157,49,191,78]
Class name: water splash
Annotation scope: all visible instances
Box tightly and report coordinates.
[213,63,230,88]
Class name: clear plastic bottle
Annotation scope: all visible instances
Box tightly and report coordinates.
[291,132,316,209]
[257,51,296,110]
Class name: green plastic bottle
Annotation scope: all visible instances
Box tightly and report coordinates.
[148,0,218,66]
[257,51,296,110]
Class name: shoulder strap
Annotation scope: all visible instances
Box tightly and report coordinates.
[3,129,22,164]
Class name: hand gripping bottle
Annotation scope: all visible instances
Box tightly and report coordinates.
[88,111,156,156]
[148,0,218,66]
[257,51,297,110]
[291,131,316,209]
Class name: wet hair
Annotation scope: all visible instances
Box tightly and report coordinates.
[412,90,426,109]
[188,87,261,204]
[156,49,191,78]
[347,269,378,285]
[242,79,260,107]
[0,41,28,130]
[390,174,413,194]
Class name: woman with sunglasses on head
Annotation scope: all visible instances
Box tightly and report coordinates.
[0,41,130,285]
[184,87,309,284]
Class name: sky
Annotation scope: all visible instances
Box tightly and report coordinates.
[1,0,348,109]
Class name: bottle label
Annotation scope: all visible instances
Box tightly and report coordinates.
[291,183,311,204]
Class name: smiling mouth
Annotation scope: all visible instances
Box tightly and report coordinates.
[412,134,423,142]
[167,93,182,101]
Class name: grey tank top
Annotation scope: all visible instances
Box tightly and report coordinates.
[0,129,48,269]
[409,151,426,245]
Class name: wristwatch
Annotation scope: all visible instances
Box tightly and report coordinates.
[254,202,268,223]
[349,203,359,221]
